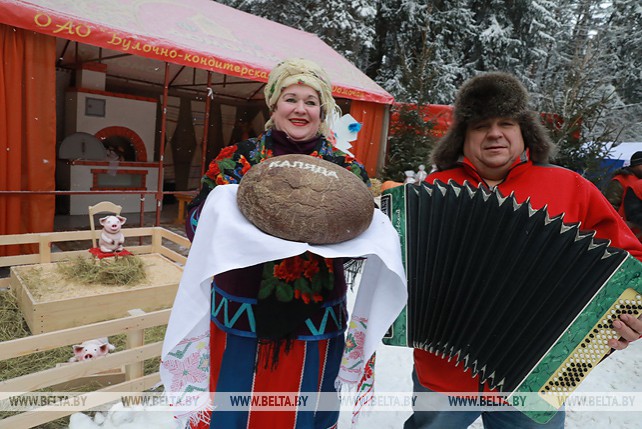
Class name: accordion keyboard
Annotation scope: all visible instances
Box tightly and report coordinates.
[539,288,642,408]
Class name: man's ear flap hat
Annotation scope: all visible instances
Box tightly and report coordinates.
[430,72,555,169]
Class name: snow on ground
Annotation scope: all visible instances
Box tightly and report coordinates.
[68,403,180,429]
[339,336,642,428]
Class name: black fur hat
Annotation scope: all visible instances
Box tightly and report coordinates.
[630,151,642,167]
[430,72,556,170]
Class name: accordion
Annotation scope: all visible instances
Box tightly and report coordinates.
[380,181,642,423]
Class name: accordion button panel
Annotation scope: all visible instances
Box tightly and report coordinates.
[538,287,642,409]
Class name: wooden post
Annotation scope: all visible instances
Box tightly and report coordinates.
[151,228,162,254]
[39,235,51,263]
[155,62,171,227]
[125,308,145,381]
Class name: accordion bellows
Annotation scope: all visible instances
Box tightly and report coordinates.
[381,181,642,422]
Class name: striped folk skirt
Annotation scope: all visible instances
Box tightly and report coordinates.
[190,320,344,429]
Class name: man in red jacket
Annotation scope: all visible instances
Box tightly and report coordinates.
[620,179,642,239]
[603,152,642,239]
[603,151,642,212]
[404,72,642,429]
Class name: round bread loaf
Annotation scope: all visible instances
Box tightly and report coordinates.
[237,154,373,244]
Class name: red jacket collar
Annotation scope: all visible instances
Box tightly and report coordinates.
[457,149,530,186]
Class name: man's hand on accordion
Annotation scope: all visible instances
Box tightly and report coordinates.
[610,313,642,350]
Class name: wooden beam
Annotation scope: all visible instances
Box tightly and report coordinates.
[0,373,160,429]
[1,342,162,393]
[0,309,170,361]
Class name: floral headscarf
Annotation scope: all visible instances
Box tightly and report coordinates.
[264,58,340,137]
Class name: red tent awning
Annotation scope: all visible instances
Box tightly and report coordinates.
[0,0,393,104]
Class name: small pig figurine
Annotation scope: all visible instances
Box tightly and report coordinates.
[69,337,115,362]
[99,215,127,253]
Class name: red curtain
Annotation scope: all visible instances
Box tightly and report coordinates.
[0,25,56,255]
[349,100,388,178]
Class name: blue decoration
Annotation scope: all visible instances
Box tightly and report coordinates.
[348,122,362,133]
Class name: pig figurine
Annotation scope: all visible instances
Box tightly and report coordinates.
[99,215,127,253]
[69,337,115,362]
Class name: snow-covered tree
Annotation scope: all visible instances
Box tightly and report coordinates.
[467,0,523,73]
[214,0,642,147]
[530,0,623,178]
[367,0,478,104]
[306,0,376,70]
[366,0,432,102]
[601,0,642,141]
[422,0,477,103]
[216,0,375,70]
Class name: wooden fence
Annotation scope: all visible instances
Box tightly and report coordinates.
[0,227,189,428]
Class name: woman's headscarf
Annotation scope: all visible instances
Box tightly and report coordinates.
[264,58,340,137]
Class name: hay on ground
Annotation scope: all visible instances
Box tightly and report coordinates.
[57,254,147,286]
[14,254,180,301]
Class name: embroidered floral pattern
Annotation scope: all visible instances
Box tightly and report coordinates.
[259,252,334,303]
[340,316,368,377]
[352,353,376,425]
[163,351,208,392]
[348,331,366,359]
[337,316,376,425]
[161,332,209,395]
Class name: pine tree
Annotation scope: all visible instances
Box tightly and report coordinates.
[467,0,523,73]
[368,0,432,102]
[306,0,376,71]
[423,0,477,103]
[601,0,642,141]
[533,0,621,181]
[380,21,452,180]
[382,103,437,182]
[368,0,478,102]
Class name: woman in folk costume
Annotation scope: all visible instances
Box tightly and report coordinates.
[160,58,407,429]
[184,58,370,240]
